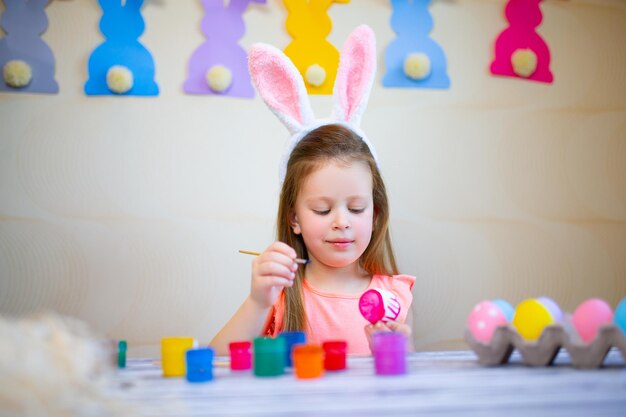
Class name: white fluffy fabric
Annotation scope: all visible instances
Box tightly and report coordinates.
[0,313,136,417]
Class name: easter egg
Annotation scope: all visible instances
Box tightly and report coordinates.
[467,300,508,343]
[513,298,558,341]
[537,297,563,323]
[614,297,626,336]
[359,288,400,324]
[492,299,515,322]
[572,298,614,343]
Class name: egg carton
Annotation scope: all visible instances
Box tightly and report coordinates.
[464,324,626,368]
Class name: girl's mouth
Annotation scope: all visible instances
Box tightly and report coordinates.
[327,239,354,249]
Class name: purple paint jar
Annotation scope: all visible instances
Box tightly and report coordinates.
[372,332,407,375]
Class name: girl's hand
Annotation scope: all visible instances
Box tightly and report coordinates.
[249,241,299,309]
[364,320,412,352]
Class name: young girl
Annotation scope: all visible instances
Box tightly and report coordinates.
[210,26,415,355]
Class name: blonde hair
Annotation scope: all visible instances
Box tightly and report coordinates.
[276,124,398,331]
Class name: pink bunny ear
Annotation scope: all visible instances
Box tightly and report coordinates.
[332,25,377,127]
[248,43,314,135]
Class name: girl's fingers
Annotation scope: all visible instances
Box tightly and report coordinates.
[256,262,295,280]
[262,251,299,272]
[266,241,297,259]
[373,321,389,332]
[386,321,399,331]
[367,321,410,334]
[265,276,294,288]
[262,242,299,269]
[385,321,412,337]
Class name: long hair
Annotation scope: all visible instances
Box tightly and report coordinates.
[276,124,398,331]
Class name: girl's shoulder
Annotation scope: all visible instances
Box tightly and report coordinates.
[371,274,415,292]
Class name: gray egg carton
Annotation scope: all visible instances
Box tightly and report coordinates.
[464,325,626,368]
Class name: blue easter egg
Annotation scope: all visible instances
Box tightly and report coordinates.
[614,297,626,335]
[492,299,515,322]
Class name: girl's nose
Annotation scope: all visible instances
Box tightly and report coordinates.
[332,210,350,230]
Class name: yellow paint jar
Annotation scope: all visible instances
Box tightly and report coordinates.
[161,337,196,377]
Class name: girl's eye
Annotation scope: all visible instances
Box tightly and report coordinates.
[349,208,366,214]
[313,209,330,215]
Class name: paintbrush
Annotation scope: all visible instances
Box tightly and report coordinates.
[238,250,309,265]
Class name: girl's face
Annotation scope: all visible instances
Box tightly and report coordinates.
[291,160,374,269]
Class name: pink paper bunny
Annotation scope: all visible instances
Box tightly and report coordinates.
[490,0,553,83]
[248,24,380,182]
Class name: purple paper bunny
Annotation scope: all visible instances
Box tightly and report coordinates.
[184,0,266,97]
[0,0,58,94]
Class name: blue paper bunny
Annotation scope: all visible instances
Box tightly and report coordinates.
[0,0,58,94]
[383,0,450,89]
[85,0,159,96]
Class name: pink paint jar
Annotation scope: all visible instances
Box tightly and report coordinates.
[229,341,252,371]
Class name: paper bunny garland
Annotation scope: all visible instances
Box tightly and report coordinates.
[248,24,380,182]
[85,0,159,96]
[0,0,59,94]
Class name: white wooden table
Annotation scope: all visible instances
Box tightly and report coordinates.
[116,349,626,417]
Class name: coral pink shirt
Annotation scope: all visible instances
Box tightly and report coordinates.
[263,274,415,355]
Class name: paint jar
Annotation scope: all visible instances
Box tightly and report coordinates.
[372,332,407,375]
[293,344,324,379]
[161,337,197,377]
[253,337,286,377]
[278,331,306,367]
[186,347,214,383]
[229,341,252,371]
[117,340,127,369]
[322,340,347,371]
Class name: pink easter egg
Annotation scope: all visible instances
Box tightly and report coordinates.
[359,288,401,324]
[467,300,508,343]
[572,298,614,343]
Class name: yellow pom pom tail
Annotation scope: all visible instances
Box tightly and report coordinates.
[3,60,33,88]
[305,64,326,87]
[106,65,134,94]
[206,65,233,93]
[511,48,538,78]
[404,53,431,81]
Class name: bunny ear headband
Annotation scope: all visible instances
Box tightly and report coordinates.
[248,24,379,183]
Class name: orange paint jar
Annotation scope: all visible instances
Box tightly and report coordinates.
[293,344,324,379]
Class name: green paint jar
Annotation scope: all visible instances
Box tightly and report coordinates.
[253,337,286,377]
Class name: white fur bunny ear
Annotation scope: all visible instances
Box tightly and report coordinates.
[332,25,377,127]
[248,43,315,135]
